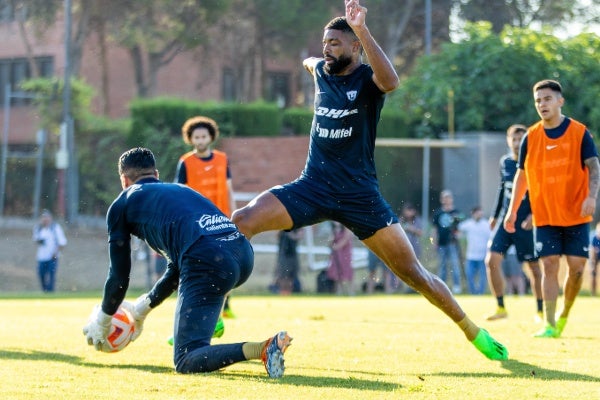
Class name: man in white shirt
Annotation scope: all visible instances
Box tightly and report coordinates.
[458,206,491,294]
[32,209,67,292]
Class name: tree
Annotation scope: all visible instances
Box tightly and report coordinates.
[456,0,592,33]
[388,23,600,137]
[366,0,452,73]
[210,0,330,103]
[106,0,232,98]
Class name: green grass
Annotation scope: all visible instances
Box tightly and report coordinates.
[1,294,599,399]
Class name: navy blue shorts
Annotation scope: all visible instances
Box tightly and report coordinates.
[270,179,398,240]
[534,223,590,258]
[489,223,538,262]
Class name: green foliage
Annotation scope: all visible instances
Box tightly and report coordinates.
[230,101,282,137]
[389,23,600,137]
[3,156,58,216]
[377,108,411,138]
[458,0,578,32]
[282,107,313,135]
[20,77,95,133]
[128,99,287,180]
[76,116,130,216]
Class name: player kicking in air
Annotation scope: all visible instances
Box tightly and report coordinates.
[83,147,291,377]
[232,0,507,360]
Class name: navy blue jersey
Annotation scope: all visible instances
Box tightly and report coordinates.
[592,235,600,259]
[102,177,239,314]
[107,177,237,266]
[300,61,385,198]
[490,154,532,222]
[432,208,461,246]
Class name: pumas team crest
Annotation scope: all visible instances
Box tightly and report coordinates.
[346,90,357,101]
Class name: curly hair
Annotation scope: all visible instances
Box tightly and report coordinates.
[181,116,220,144]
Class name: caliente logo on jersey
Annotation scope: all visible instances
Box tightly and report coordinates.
[197,214,235,232]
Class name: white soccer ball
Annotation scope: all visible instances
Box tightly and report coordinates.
[104,305,135,353]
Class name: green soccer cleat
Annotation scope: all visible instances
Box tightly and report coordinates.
[471,329,509,360]
[533,324,559,338]
[167,317,225,346]
[261,331,293,378]
[555,317,567,336]
[213,316,225,338]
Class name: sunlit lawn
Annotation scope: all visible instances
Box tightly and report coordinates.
[1,294,599,399]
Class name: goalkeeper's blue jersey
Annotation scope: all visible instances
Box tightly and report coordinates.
[299,60,385,199]
[106,177,237,266]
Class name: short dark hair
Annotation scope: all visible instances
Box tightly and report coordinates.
[533,79,562,95]
[181,116,220,144]
[118,147,156,181]
[507,124,527,136]
[324,16,358,39]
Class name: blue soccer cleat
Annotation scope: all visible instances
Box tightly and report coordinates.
[261,331,293,378]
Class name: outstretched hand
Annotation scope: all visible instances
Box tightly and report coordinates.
[345,0,367,28]
[83,305,112,351]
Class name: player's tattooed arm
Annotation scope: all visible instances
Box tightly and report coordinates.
[581,156,600,217]
[585,156,600,200]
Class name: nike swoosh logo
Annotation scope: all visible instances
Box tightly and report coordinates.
[204,165,214,171]
[546,145,558,150]
[387,218,394,226]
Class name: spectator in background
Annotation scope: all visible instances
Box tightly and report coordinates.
[272,229,304,295]
[432,190,463,294]
[32,209,67,292]
[588,222,600,296]
[502,246,526,296]
[153,251,168,284]
[365,250,399,294]
[327,222,354,296]
[400,203,423,258]
[458,206,491,295]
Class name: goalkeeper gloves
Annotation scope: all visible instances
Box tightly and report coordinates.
[121,294,152,341]
[83,305,112,351]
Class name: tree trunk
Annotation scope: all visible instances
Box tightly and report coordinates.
[129,45,148,97]
[16,7,39,78]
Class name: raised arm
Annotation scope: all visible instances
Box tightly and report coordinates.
[345,0,399,93]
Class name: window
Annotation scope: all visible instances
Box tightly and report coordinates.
[222,68,237,102]
[0,1,15,23]
[265,72,290,108]
[0,56,54,106]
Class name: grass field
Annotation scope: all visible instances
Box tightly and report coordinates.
[1,294,599,399]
